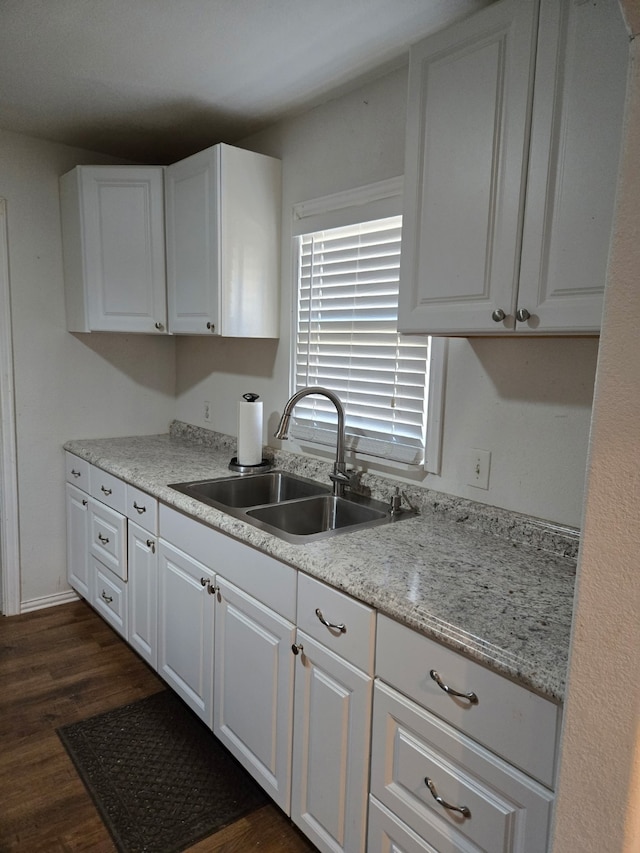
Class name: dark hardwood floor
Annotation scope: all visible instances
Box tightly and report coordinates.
[0,600,315,852]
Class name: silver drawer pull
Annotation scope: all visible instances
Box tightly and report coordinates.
[101,486,112,496]
[133,501,146,514]
[101,590,113,604]
[425,777,471,818]
[97,533,110,545]
[430,669,478,705]
[315,608,346,634]
[71,469,81,478]
[146,539,155,554]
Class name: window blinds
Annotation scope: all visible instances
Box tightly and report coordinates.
[293,216,431,464]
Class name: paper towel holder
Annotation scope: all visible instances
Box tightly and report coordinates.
[229,456,272,474]
[230,392,272,473]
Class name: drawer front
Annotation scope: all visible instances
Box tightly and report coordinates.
[376,615,560,787]
[90,466,126,514]
[92,557,128,639]
[89,499,127,580]
[126,484,158,534]
[371,681,554,853]
[65,452,90,488]
[368,797,436,853]
[297,573,375,673]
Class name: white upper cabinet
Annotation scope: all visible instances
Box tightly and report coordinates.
[165,143,281,337]
[60,166,167,333]
[398,0,629,336]
[517,0,629,333]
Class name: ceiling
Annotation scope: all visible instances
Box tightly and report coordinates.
[0,0,491,163]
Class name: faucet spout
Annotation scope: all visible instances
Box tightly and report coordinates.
[274,386,349,496]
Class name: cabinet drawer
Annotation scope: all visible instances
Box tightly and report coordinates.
[92,556,128,639]
[65,452,90,488]
[297,573,375,673]
[376,615,560,787]
[89,499,127,580]
[371,681,554,853]
[126,484,158,534]
[368,797,435,853]
[90,466,126,514]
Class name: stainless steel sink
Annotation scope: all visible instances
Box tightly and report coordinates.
[169,470,414,543]
[170,470,331,509]
[246,494,387,541]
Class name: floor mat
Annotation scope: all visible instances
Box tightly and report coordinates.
[57,689,269,853]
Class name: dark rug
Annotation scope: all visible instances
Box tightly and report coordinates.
[57,690,269,853]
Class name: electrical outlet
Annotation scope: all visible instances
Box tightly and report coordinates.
[468,448,491,490]
[203,401,211,423]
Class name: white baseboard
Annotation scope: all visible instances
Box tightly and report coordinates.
[20,589,80,613]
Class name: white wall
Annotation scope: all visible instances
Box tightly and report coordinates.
[0,129,176,607]
[552,2,640,848]
[174,66,598,529]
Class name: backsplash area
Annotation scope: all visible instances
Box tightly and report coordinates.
[169,420,580,560]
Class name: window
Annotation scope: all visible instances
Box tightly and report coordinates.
[290,180,445,471]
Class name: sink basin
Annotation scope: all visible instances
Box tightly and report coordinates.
[169,470,414,543]
[170,470,331,509]
[246,494,387,541]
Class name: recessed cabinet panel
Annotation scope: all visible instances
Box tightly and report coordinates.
[165,143,281,337]
[517,0,629,332]
[165,148,220,333]
[66,483,90,599]
[291,631,372,853]
[128,521,158,669]
[399,0,538,335]
[60,166,167,333]
[213,577,295,812]
[157,539,214,726]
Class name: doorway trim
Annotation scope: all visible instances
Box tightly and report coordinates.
[0,199,21,615]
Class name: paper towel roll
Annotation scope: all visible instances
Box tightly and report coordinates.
[237,400,263,466]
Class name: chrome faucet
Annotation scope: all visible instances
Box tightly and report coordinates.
[274,386,351,497]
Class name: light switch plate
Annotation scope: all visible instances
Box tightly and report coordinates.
[468,448,491,490]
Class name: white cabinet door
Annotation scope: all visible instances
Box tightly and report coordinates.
[60,166,167,333]
[165,143,281,337]
[398,0,539,336]
[291,631,373,853]
[128,521,158,670]
[398,0,628,337]
[157,539,215,726]
[213,577,295,812]
[517,0,628,333]
[66,483,90,599]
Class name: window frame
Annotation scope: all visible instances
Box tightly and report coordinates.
[290,178,446,475]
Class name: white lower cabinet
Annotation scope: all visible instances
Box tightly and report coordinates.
[157,539,215,726]
[213,576,295,812]
[127,521,158,669]
[291,575,376,853]
[369,681,553,853]
[66,482,91,600]
[66,460,561,853]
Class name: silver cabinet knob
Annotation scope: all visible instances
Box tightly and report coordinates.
[491,308,506,322]
[206,322,215,333]
[516,308,531,322]
[155,321,165,331]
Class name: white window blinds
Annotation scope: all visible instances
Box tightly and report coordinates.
[293,215,431,465]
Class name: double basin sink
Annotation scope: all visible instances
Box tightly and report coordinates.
[170,470,413,543]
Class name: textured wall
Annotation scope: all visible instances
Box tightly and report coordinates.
[551,3,640,849]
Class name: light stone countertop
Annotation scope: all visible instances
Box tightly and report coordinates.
[64,423,578,704]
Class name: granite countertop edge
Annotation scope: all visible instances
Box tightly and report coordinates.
[64,425,577,705]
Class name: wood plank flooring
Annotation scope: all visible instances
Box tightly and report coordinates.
[0,600,315,852]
